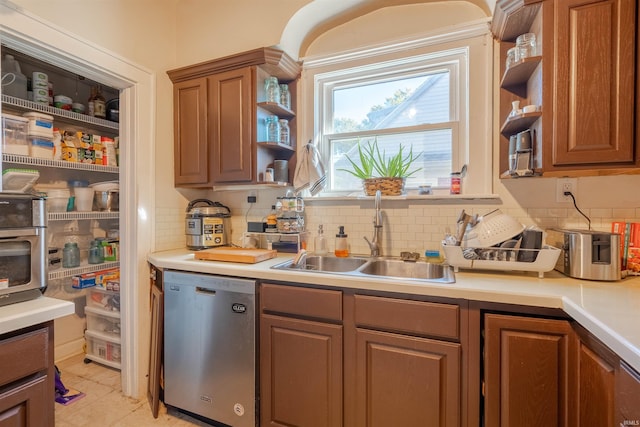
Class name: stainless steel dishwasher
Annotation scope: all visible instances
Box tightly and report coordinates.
[164,270,256,427]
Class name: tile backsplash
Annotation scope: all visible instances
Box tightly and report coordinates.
[157,194,640,257]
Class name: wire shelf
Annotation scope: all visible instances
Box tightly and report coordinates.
[2,153,119,174]
[48,211,119,221]
[2,94,119,132]
[48,261,119,281]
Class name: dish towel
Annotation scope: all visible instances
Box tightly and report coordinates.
[294,140,327,196]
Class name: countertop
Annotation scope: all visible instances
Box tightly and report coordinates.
[0,296,75,335]
[149,249,640,373]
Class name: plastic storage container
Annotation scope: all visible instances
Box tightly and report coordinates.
[84,329,121,368]
[1,54,27,99]
[85,306,121,338]
[22,112,54,139]
[1,113,29,155]
[87,287,120,312]
[45,188,70,212]
[29,137,54,159]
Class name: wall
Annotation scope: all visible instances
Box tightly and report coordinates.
[201,2,640,259]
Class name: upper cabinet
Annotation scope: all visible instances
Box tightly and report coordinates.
[492,0,640,178]
[167,48,301,188]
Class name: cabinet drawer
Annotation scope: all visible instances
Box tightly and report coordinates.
[261,283,342,322]
[354,294,459,340]
[0,326,49,386]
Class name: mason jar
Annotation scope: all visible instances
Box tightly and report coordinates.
[278,119,290,145]
[279,84,291,109]
[264,76,280,103]
[265,115,280,142]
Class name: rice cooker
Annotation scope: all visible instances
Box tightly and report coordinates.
[185,199,231,250]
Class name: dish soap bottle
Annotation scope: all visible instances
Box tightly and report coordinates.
[335,226,349,257]
[315,224,328,255]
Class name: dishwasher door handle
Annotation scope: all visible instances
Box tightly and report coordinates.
[196,286,217,295]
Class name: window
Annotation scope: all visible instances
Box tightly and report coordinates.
[302,23,493,197]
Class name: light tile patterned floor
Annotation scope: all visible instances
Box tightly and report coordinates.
[55,353,209,426]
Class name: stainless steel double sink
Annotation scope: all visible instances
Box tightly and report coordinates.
[271,255,455,284]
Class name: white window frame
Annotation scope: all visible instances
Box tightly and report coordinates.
[300,20,493,198]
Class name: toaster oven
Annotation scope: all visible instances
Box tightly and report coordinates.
[0,193,47,307]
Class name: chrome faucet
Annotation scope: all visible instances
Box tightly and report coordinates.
[291,249,308,268]
[364,190,383,257]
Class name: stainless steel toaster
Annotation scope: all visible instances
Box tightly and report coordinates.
[546,229,621,281]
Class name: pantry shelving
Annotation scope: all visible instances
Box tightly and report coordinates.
[48,261,119,281]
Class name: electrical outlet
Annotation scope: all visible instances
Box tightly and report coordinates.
[247,191,257,204]
[556,178,577,203]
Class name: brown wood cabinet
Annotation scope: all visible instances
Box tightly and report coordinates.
[260,283,343,427]
[483,313,578,427]
[168,48,300,188]
[260,283,466,426]
[617,361,640,426]
[0,321,55,427]
[492,0,640,178]
[574,323,617,427]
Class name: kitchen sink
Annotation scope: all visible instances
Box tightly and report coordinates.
[273,255,369,272]
[358,258,454,281]
[271,255,455,283]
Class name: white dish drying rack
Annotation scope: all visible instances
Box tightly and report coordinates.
[442,244,561,278]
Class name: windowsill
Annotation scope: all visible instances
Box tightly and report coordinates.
[303,193,500,202]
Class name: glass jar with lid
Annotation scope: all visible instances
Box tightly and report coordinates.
[264,76,280,103]
[516,33,536,59]
[265,115,280,142]
[62,242,80,268]
[278,119,290,145]
[279,84,291,109]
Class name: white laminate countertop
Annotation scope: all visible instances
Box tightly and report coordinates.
[149,249,640,373]
[0,296,75,335]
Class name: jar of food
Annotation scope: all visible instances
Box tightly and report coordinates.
[62,242,80,268]
[265,115,280,142]
[516,33,536,59]
[450,172,461,195]
[278,119,290,145]
[279,84,291,109]
[264,76,280,103]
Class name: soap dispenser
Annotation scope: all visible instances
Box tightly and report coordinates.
[335,226,349,257]
[315,224,328,255]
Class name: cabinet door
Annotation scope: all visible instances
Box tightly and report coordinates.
[209,67,253,183]
[484,313,578,427]
[551,0,636,167]
[173,77,210,186]
[0,376,50,427]
[578,340,615,426]
[616,361,640,426]
[354,328,461,427]
[260,314,343,427]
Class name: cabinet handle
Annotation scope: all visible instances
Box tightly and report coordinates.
[196,287,216,296]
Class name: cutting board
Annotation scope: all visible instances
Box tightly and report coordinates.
[194,247,277,263]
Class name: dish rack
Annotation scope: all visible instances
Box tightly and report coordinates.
[442,244,561,278]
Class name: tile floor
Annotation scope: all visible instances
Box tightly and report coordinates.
[55,353,209,426]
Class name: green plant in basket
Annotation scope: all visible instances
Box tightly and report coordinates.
[339,139,422,179]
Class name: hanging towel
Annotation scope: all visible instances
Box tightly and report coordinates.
[294,140,327,196]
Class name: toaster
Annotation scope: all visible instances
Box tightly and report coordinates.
[546,229,621,281]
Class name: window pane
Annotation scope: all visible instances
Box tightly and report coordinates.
[332,71,450,132]
[330,130,452,191]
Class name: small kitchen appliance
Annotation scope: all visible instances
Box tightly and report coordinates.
[546,228,621,281]
[185,199,231,250]
[0,193,47,307]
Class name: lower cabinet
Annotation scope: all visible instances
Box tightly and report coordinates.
[483,313,578,427]
[617,361,640,426]
[260,282,465,427]
[353,329,460,426]
[0,321,54,427]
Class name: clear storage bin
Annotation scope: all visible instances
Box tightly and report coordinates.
[85,306,120,337]
[23,112,54,139]
[1,113,29,155]
[87,287,120,312]
[85,329,121,364]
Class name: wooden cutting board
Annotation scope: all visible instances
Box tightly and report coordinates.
[194,247,277,263]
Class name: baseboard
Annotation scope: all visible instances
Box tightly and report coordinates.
[54,338,86,363]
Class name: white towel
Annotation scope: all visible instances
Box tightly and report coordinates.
[294,141,327,196]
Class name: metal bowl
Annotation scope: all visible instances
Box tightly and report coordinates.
[94,190,119,212]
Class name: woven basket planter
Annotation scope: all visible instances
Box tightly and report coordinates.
[363,177,406,196]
